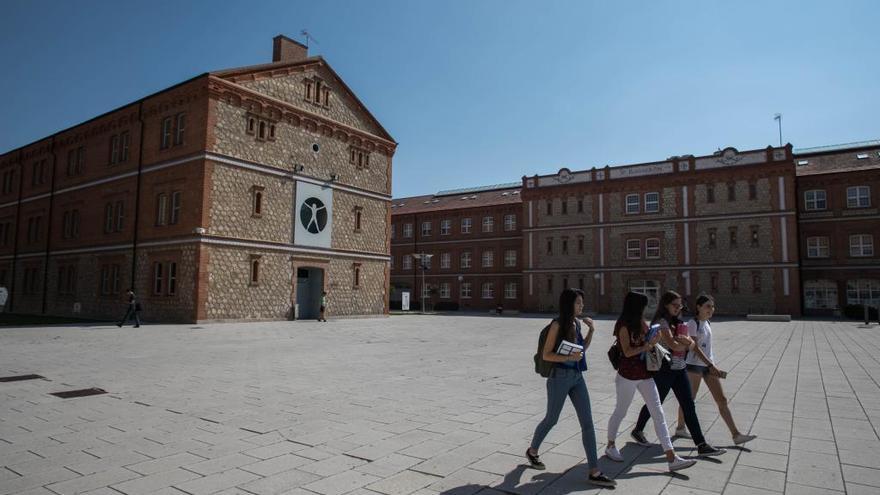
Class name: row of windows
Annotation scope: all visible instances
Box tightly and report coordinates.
[545,236,587,255]
[392,215,517,238]
[708,226,760,249]
[431,281,517,300]
[804,279,879,309]
[393,250,517,270]
[540,271,765,295]
[546,197,590,216]
[705,183,758,203]
[804,186,871,211]
[806,235,875,258]
[304,77,331,108]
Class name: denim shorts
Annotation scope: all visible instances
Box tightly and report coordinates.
[686,364,710,376]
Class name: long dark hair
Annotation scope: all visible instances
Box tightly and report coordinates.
[694,293,715,322]
[557,288,585,341]
[652,290,683,327]
[616,291,648,341]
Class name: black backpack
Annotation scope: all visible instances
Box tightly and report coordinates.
[534,320,561,377]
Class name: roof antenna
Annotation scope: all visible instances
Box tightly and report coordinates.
[300,29,320,48]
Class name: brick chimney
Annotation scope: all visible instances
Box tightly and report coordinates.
[272,35,308,63]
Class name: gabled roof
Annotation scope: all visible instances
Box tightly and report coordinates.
[794,139,880,176]
[211,56,395,144]
[392,184,522,215]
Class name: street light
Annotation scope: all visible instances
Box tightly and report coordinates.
[411,253,434,314]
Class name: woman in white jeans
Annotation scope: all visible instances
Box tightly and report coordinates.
[605,291,696,472]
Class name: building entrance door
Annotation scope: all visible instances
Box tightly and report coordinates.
[296,267,324,320]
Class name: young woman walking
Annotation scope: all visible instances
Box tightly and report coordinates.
[526,288,616,488]
[676,294,757,445]
[628,291,726,456]
[605,291,696,472]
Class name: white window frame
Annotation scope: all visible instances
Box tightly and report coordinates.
[847,279,880,306]
[804,190,827,211]
[645,238,661,259]
[850,234,874,257]
[504,249,517,267]
[403,223,413,238]
[806,236,830,258]
[460,252,472,269]
[482,216,494,233]
[644,192,660,213]
[440,219,451,235]
[460,282,472,298]
[625,194,640,214]
[461,217,472,234]
[481,282,494,299]
[402,255,413,270]
[504,282,517,299]
[626,239,641,259]
[805,280,839,309]
[440,253,451,269]
[439,282,451,299]
[421,221,432,237]
[481,250,494,268]
[504,214,516,231]
[847,186,871,208]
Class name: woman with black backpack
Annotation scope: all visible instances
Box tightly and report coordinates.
[526,288,615,488]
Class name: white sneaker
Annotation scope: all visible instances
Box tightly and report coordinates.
[668,456,697,472]
[733,433,757,445]
[672,427,691,439]
[604,445,623,462]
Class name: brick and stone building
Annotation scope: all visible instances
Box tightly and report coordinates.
[520,145,801,316]
[0,35,396,322]
[794,140,880,316]
[390,184,522,312]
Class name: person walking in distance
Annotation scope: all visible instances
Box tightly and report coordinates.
[117,288,141,328]
[318,291,328,322]
[677,294,757,445]
[605,291,697,472]
[526,288,616,487]
[629,290,726,456]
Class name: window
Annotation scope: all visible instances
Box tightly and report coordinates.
[167,262,177,296]
[460,282,472,298]
[708,228,717,248]
[481,282,494,299]
[1,170,15,194]
[629,280,660,310]
[421,221,432,236]
[504,249,516,267]
[729,227,738,247]
[249,256,260,286]
[461,218,472,234]
[749,182,757,200]
[752,272,762,293]
[115,201,125,232]
[546,201,553,216]
[170,191,181,225]
[355,209,362,231]
[561,239,568,255]
[846,279,880,306]
[440,219,451,235]
[577,199,584,213]
[804,280,838,309]
[805,190,827,211]
[67,147,85,176]
[174,113,186,146]
[31,160,47,186]
[349,146,370,169]
[547,276,553,294]
[439,282,450,299]
[420,256,431,270]
[850,235,874,257]
[390,225,395,239]
[561,200,568,215]
[505,282,517,299]
[546,237,553,255]
[710,273,719,292]
[440,253,451,269]
[731,272,740,293]
[807,237,830,258]
[460,252,472,269]
[402,255,412,270]
[847,186,870,208]
[644,192,659,213]
[482,216,494,233]
[304,77,331,107]
[626,239,641,259]
[161,117,173,149]
[503,214,516,231]
[352,263,361,288]
[727,183,736,201]
[481,250,494,268]
[110,135,120,164]
[156,193,168,226]
[578,277,584,291]
[121,132,130,162]
[645,238,660,259]
[625,194,640,214]
[27,215,43,243]
[750,226,760,247]
[706,185,715,203]
[100,265,110,295]
[153,262,164,294]
[252,187,264,217]
[577,236,584,254]
[403,223,413,238]
[562,278,568,289]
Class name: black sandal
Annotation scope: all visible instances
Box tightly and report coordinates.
[525,449,545,470]
[588,472,616,487]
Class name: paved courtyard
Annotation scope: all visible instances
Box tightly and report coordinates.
[1,315,879,495]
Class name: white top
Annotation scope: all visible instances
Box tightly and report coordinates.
[685,319,714,367]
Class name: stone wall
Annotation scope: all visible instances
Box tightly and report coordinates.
[203,245,293,320]
[535,195,595,227]
[606,222,680,267]
[694,217,775,264]
[693,178,773,216]
[208,162,294,243]
[135,245,198,322]
[607,187,678,223]
[325,258,387,316]
[533,229,595,269]
[45,250,132,320]
[332,190,387,254]
[693,269,776,315]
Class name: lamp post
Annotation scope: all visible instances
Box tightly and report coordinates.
[411,253,434,314]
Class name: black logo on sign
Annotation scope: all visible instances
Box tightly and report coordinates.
[300,197,327,234]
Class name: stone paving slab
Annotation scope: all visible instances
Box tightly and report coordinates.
[2,317,880,495]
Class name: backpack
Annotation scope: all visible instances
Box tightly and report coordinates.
[534,320,561,377]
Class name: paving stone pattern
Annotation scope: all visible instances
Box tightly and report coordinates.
[2,316,880,495]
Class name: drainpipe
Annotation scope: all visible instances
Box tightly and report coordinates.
[130,102,146,290]
[40,136,58,314]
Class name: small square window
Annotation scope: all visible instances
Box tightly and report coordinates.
[644,192,659,213]
[625,194,640,214]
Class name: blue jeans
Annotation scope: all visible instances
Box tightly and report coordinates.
[530,367,599,469]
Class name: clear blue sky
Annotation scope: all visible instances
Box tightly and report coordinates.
[2,1,878,198]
